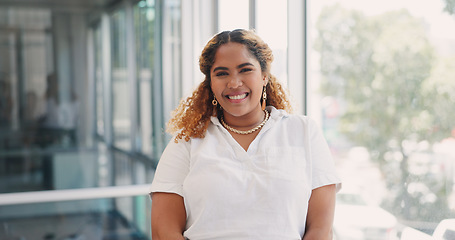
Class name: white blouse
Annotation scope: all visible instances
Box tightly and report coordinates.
[150,106,341,240]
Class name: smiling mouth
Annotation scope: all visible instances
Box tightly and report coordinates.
[227,93,248,100]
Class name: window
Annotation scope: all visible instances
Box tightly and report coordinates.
[134,0,156,155]
[161,0,182,144]
[308,0,455,236]
[110,9,131,150]
[94,24,105,137]
[256,0,288,86]
[218,0,250,31]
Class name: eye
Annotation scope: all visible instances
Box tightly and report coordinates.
[215,71,228,77]
[240,68,252,73]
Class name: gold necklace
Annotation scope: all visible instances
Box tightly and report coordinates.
[221,110,270,135]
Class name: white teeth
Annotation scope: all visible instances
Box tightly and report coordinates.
[228,93,247,100]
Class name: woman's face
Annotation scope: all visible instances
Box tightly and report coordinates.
[210,42,267,119]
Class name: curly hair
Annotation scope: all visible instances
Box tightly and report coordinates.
[167,29,292,142]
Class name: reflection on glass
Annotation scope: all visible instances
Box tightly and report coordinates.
[111,9,131,150]
[308,0,455,235]
[161,0,182,144]
[0,9,81,152]
[94,25,105,137]
[0,196,151,240]
[0,145,154,238]
[1,142,154,191]
[134,0,155,155]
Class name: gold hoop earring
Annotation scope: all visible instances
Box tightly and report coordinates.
[212,97,218,106]
[261,87,267,111]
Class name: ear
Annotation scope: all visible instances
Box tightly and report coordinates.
[263,74,269,86]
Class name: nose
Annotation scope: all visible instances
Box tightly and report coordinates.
[227,75,243,88]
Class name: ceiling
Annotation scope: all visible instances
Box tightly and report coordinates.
[0,0,121,11]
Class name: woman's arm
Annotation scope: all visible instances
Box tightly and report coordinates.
[302,184,337,240]
[151,192,187,240]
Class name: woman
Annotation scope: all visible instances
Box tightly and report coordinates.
[150,29,341,240]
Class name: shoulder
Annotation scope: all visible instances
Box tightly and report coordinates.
[268,106,317,129]
[165,124,219,153]
[162,136,192,157]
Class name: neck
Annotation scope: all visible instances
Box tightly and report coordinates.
[222,107,265,130]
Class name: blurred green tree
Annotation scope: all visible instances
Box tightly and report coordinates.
[314,4,454,221]
[443,0,455,14]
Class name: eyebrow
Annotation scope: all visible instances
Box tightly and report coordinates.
[212,62,255,73]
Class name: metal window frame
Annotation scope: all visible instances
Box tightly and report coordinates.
[287,0,307,115]
[125,0,139,153]
[101,13,114,146]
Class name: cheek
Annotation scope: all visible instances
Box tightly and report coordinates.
[246,77,264,93]
[210,81,222,96]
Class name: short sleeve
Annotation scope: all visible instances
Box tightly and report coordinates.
[150,138,191,197]
[307,118,342,191]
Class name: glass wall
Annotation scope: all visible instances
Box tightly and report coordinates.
[94,24,105,138]
[0,8,85,151]
[111,8,132,151]
[94,0,182,155]
[0,8,85,195]
[0,8,53,149]
[307,0,455,238]
[161,0,182,136]
[0,2,170,239]
[1,190,152,239]
[134,0,156,156]
[0,145,154,239]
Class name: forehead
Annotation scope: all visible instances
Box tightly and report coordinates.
[212,42,258,66]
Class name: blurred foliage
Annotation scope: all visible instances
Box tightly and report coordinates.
[315,4,455,221]
[134,1,156,69]
[444,0,455,15]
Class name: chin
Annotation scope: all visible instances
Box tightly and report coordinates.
[222,106,258,118]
